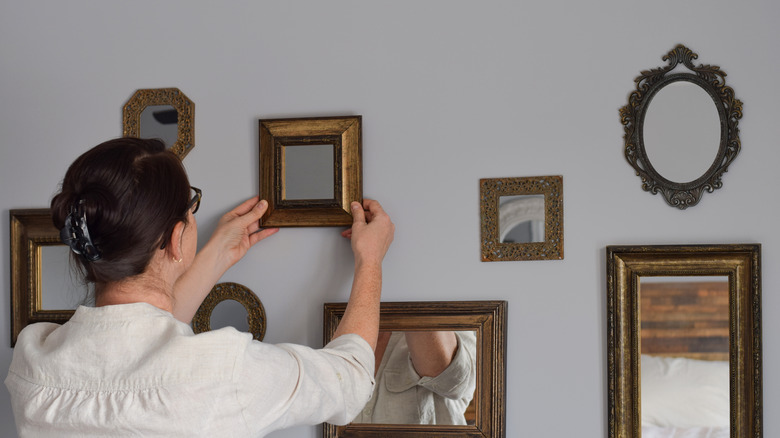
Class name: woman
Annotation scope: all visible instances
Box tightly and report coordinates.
[5,138,395,437]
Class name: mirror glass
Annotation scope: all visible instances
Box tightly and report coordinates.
[209,299,250,332]
[639,276,730,429]
[643,82,721,183]
[283,144,335,200]
[499,195,545,243]
[353,330,478,425]
[40,245,84,310]
[139,104,178,148]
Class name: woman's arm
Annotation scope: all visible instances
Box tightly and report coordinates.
[333,199,395,350]
[172,197,278,323]
[405,331,459,377]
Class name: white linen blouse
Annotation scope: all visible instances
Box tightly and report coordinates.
[5,303,375,437]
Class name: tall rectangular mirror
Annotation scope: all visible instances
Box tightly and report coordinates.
[323,301,507,438]
[10,209,82,346]
[607,244,762,438]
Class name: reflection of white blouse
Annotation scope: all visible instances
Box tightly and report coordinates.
[354,331,477,425]
[5,303,375,437]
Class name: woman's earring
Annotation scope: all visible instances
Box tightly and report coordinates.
[173,257,182,263]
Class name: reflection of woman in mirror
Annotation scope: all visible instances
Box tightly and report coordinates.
[5,138,395,437]
[354,330,477,425]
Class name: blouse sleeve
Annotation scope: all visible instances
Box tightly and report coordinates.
[235,333,375,435]
[415,331,477,400]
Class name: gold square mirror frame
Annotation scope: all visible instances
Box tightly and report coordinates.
[480,176,563,261]
[259,115,362,227]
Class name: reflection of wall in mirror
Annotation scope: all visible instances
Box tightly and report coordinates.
[40,245,88,310]
[353,331,477,425]
[283,144,335,200]
[139,104,178,148]
[639,279,729,360]
[498,195,544,243]
[209,299,250,332]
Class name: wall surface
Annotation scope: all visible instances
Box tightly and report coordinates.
[1,1,778,437]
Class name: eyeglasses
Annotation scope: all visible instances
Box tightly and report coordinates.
[187,186,202,214]
[159,186,202,250]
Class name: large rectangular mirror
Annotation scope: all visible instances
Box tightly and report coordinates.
[606,244,762,438]
[323,301,507,438]
[10,209,83,346]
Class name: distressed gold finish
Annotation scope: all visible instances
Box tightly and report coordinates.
[192,282,266,341]
[619,45,743,209]
[606,244,762,438]
[259,116,362,227]
[123,88,195,160]
[10,209,75,346]
[480,176,563,261]
[323,301,507,438]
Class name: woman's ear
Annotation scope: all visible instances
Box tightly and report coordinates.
[167,221,187,263]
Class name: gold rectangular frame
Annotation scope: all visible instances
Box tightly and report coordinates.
[480,176,563,261]
[606,244,762,438]
[10,209,75,346]
[323,300,507,438]
[259,115,362,227]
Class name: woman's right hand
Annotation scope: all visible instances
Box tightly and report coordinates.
[341,199,394,267]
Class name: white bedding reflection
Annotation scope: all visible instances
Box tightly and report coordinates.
[642,426,729,438]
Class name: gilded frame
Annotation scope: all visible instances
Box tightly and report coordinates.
[123,87,195,160]
[192,282,266,341]
[619,45,743,209]
[606,244,762,438]
[259,115,362,227]
[323,300,507,438]
[10,209,75,346]
[480,176,563,261]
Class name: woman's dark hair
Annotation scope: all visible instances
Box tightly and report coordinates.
[51,138,191,292]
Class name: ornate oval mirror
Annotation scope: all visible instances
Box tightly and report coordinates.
[192,282,266,341]
[619,45,743,209]
[123,88,194,160]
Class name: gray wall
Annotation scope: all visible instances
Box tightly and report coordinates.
[2,1,778,437]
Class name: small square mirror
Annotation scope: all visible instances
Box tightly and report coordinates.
[480,176,563,261]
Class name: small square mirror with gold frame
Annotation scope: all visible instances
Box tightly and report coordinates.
[480,176,563,261]
[259,116,362,227]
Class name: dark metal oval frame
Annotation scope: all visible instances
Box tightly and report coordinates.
[191,282,266,341]
[619,44,743,209]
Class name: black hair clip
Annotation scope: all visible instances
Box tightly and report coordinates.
[60,201,102,262]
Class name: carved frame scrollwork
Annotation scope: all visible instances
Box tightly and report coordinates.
[480,176,563,261]
[192,282,266,341]
[122,88,195,160]
[619,44,743,209]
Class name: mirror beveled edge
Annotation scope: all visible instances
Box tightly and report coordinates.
[619,44,743,210]
[122,87,195,160]
[323,300,507,438]
[10,208,75,347]
[480,175,563,261]
[259,115,362,228]
[606,244,762,438]
[192,282,267,341]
